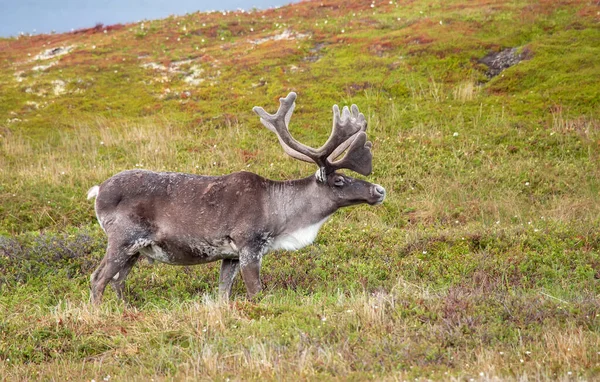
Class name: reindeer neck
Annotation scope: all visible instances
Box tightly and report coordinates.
[267,175,336,233]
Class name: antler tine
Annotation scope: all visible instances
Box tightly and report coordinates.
[326,104,367,162]
[328,131,373,176]
[316,104,366,158]
[253,92,321,165]
[321,103,372,176]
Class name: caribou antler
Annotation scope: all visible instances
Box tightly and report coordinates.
[253,92,373,182]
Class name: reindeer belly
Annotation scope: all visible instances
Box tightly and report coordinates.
[138,237,239,265]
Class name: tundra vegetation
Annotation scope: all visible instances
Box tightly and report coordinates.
[0,0,599,380]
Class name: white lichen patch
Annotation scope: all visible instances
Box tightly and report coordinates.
[170,59,193,68]
[25,101,42,109]
[183,65,205,85]
[140,58,216,88]
[141,62,169,72]
[14,71,25,82]
[52,79,67,96]
[250,29,310,45]
[32,61,57,72]
[34,45,74,61]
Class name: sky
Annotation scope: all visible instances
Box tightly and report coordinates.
[0,0,302,37]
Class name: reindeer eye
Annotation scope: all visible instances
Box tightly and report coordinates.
[333,177,345,187]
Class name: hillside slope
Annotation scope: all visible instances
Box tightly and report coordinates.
[1,0,599,380]
[1,0,599,232]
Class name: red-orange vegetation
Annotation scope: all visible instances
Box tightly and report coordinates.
[70,23,126,35]
[239,149,259,163]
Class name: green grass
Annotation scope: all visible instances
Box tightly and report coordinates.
[1,0,600,380]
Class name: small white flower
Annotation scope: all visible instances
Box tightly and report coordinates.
[440,20,443,25]
[341,29,345,33]
[525,181,530,186]
[100,141,104,145]
[250,27,254,32]
[422,250,427,254]
[453,132,458,137]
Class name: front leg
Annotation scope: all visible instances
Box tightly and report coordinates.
[239,246,265,300]
[219,259,240,300]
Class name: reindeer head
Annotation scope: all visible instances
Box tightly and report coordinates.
[253,92,385,206]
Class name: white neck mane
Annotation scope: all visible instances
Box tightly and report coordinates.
[270,217,330,251]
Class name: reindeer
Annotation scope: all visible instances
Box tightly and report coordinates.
[87,92,385,303]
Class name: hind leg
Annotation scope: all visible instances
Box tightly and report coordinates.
[110,254,140,302]
[91,240,139,305]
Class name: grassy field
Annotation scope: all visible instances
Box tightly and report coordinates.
[1,0,600,380]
